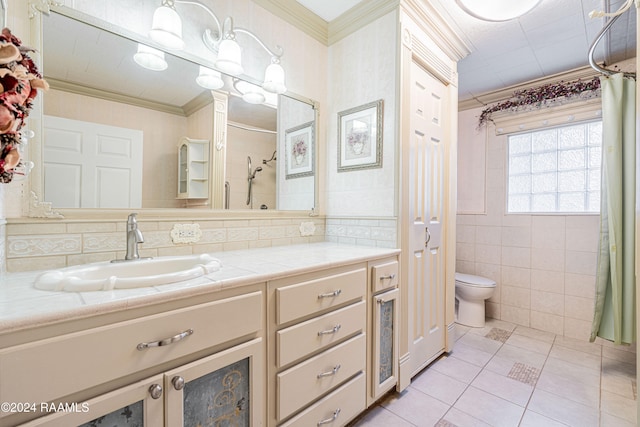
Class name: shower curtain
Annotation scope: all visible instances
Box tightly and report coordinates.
[590,73,636,345]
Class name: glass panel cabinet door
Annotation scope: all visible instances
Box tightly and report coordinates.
[21,375,164,427]
[164,338,264,427]
[372,288,399,400]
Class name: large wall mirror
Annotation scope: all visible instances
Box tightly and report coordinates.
[28,5,318,216]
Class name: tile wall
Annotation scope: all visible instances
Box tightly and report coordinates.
[325,217,398,248]
[4,217,326,272]
[456,118,599,340]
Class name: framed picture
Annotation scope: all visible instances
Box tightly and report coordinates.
[338,99,383,172]
[285,121,314,179]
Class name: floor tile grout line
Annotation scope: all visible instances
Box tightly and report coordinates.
[515,331,556,426]
[435,324,513,427]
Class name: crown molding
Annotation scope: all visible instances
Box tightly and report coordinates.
[328,0,400,45]
[252,0,329,45]
[47,77,188,116]
[459,66,600,111]
[400,0,470,62]
[255,0,405,46]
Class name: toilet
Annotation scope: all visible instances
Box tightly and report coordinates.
[455,272,496,328]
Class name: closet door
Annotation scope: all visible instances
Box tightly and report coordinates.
[406,60,448,377]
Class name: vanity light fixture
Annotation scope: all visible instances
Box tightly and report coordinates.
[149,2,184,50]
[133,43,168,71]
[196,66,224,90]
[234,79,266,105]
[455,0,542,22]
[148,0,286,94]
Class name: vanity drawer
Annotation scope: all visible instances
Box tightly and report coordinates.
[276,267,366,325]
[277,334,365,421]
[280,372,366,427]
[371,259,398,293]
[277,300,366,368]
[0,291,263,406]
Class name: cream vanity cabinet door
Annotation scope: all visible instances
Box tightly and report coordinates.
[177,137,210,199]
[164,338,264,427]
[20,375,164,427]
[369,258,400,403]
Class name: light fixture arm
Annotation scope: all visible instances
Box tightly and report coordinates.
[233,27,284,61]
[173,0,222,42]
[171,0,283,60]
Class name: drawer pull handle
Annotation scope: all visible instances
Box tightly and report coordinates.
[317,408,341,425]
[318,289,342,299]
[318,324,342,336]
[317,364,341,379]
[137,329,194,351]
[148,384,163,400]
[379,273,396,281]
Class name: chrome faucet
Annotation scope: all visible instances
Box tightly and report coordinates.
[125,213,144,260]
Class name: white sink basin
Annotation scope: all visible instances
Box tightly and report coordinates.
[34,254,222,292]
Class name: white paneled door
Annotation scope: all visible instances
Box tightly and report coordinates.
[407,60,447,377]
[43,115,143,208]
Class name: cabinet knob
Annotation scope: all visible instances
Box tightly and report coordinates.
[148,384,163,399]
[172,376,185,391]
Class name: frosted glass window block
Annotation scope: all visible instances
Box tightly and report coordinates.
[588,191,600,212]
[532,129,557,152]
[559,125,586,148]
[559,170,586,192]
[509,175,531,194]
[507,120,601,214]
[532,172,557,193]
[589,169,601,191]
[559,192,585,211]
[508,194,531,212]
[588,122,602,145]
[588,146,602,168]
[509,154,531,174]
[510,134,531,154]
[559,148,585,170]
[532,193,556,212]
[532,152,557,173]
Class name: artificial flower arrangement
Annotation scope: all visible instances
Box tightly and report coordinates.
[0,28,48,183]
[477,76,601,129]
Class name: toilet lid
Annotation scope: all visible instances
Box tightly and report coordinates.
[455,272,496,288]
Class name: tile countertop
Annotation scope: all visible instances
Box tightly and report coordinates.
[0,243,400,334]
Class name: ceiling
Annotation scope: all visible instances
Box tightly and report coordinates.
[296,0,637,104]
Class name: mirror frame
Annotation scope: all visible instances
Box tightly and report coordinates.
[25,2,319,219]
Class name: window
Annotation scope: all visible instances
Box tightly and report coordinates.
[507,120,602,213]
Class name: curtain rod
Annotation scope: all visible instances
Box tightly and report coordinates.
[588,2,636,78]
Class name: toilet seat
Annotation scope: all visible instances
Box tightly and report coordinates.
[455,272,496,288]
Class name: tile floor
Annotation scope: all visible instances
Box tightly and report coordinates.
[350,319,637,427]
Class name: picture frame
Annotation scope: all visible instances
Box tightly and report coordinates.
[337,99,383,172]
[285,121,315,179]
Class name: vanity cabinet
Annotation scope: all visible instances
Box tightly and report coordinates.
[177,137,210,199]
[1,289,264,427]
[268,264,368,426]
[1,248,401,427]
